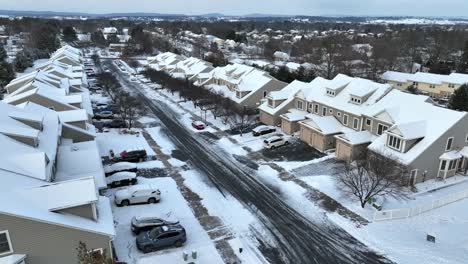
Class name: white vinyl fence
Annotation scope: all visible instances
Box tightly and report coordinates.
[373,190,468,221]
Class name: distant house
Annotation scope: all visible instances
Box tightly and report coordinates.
[382,71,468,99]
[147,52,184,72]
[170,57,214,80]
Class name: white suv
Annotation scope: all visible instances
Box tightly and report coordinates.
[263,136,289,149]
[114,184,161,206]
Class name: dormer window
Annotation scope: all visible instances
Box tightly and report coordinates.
[326,89,336,97]
[268,99,274,107]
[387,134,402,151]
[350,96,362,105]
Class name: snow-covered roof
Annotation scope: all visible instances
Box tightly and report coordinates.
[55,141,106,190]
[58,109,89,123]
[300,115,352,135]
[302,74,392,116]
[259,79,314,115]
[19,177,98,211]
[336,130,376,145]
[366,90,467,164]
[382,71,468,85]
[173,57,213,77]
[0,102,59,182]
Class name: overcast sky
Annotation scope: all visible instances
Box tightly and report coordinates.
[0,0,467,17]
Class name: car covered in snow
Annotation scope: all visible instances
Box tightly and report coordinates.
[263,136,289,149]
[114,184,161,206]
[131,215,179,234]
[191,120,206,130]
[104,162,138,176]
[136,224,187,253]
[94,111,113,119]
[252,125,276,137]
[106,171,138,188]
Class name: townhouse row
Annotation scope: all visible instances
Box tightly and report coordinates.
[147,52,468,185]
[147,52,288,110]
[259,74,468,185]
[0,46,115,264]
[382,71,468,100]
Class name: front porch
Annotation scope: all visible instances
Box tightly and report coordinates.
[437,148,468,180]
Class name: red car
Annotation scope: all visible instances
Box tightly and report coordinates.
[191,121,206,130]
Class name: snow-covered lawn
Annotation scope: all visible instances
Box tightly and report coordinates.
[180,169,271,263]
[274,154,334,171]
[108,177,224,264]
[231,131,276,153]
[299,167,468,264]
[216,137,248,156]
[145,127,176,155]
[96,129,155,157]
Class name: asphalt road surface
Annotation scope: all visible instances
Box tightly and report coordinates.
[106,60,393,264]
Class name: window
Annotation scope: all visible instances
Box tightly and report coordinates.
[322,107,327,116]
[337,112,341,117]
[387,135,402,151]
[326,89,335,96]
[429,84,436,89]
[263,91,267,97]
[446,137,454,151]
[448,83,456,88]
[343,114,349,126]
[0,231,13,256]
[329,109,333,114]
[353,118,359,130]
[397,83,402,87]
[449,160,457,170]
[440,160,447,170]
[377,124,388,135]
[366,118,372,126]
[267,99,274,107]
[350,97,362,104]
[314,104,319,114]
[296,100,303,110]
[413,81,418,86]
[465,133,468,142]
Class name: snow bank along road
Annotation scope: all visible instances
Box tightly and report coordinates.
[106,61,393,264]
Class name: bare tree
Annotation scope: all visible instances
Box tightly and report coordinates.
[336,151,409,208]
[118,92,141,129]
[227,106,257,136]
[96,72,120,103]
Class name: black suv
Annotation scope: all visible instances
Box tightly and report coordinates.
[131,216,179,234]
[118,149,147,162]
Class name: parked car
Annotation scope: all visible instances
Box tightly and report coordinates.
[114,184,161,206]
[136,224,187,253]
[104,162,138,176]
[263,136,289,149]
[191,120,206,130]
[252,125,276,137]
[131,216,179,235]
[106,172,138,188]
[105,119,127,129]
[95,111,113,119]
[118,149,147,162]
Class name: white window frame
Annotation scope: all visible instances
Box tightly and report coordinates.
[296,100,304,110]
[446,137,454,151]
[314,104,319,114]
[387,134,403,151]
[366,118,372,126]
[337,112,341,117]
[353,118,359,130]
[343,114,349,126]
[377,123,388,135]
[329,109,333,114]
[0,230,13,256]
[322,106,327,116]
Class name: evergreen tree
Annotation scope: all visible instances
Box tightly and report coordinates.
[14,50,33,72]
[29,24,59,54]
[76,241,112,264]
[91,31,107,47]
[448,84,468,112]
[0,44,6,61]
[62,26,78,43]
[0,62,15,87]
